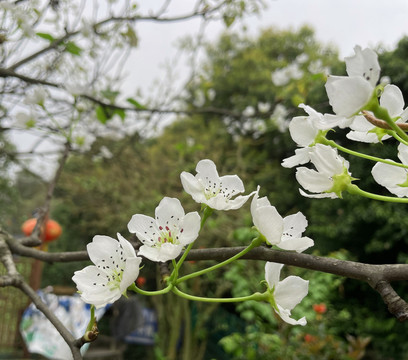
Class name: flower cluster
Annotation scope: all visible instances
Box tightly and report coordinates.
[73,159,312,325]
[283,45,408,199]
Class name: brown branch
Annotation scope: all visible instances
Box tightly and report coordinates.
[362,110,408,131]
[372,281,408,322]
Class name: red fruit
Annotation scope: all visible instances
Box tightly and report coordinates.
[136,276,146,288]
[313,303,327,314]
[22,218,62,242]
[304,334,317,343]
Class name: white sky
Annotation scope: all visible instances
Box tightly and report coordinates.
[125,0,408,95]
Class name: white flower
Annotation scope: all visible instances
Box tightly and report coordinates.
[180,159,254,210]
[279,212,314,253]
[15,111,37,128]
[325,46,380,118]
[258,102,271,113]
[296,144,352,199]
[265,262,308,326]
[251,188,283,246]
[127,197,201,262]
[72,234,142,309]
[288,104,323,147]
[24,87,47,106]
[243,106,255,117]
[251,187,313,252]
[347,84,408,143]
[271,63,303,87]
[325,75,374,117]
[371,143,408,197]
[344,45,380,87]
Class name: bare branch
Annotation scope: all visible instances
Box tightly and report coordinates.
[372,281,408,322]
[362,110,408,131]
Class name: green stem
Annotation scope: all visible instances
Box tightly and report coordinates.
[172,286,267,303]
[347,184,408,203]
[392,133,408,147]
[371,103,408,143]
[323,139,408,170]
[176,237,263,285]
[85,305,95,332]
[128,282,173,296]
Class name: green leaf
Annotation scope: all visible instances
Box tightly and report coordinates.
[121,24,138,47]
[101,89,120,103]
[114,108,126,121]
[65,41,82,56]
[126,98,146,109]
[36,32,55,42]
[95,106,108,124]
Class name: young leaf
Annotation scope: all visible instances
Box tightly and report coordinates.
[96,106,108,124]
[126,98,146,109]
[65,41,82,56]
[36,32,55,42]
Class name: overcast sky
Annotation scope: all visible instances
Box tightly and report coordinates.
[125,0,408,95]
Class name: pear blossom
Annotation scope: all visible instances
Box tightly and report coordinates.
[347,84,408,143]
[127,197,201,262]
[325,46,380,118]
[282,104,348,168]
[265,262,308,325]
[251,187,313,252]
[296,144,352,199]
[24,87,47,106]
[371,143,408,197]
[180,159,254,210]
[72,234,142,309]
[243,106,255,117]
[271,63,303,86]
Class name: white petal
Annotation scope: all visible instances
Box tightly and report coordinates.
[349,114,374,131]
[299,189,338,199]
[289,116,318,147]
[320,113,353,130]
[283,212,307,238]
[265,262,283,289]
[219,174,245,194]
[179,211,201,245]
[155,197,185,227]
[398,143,408,165]
[117,233,137,258]
[180,171,206,203]
[278,236,314,253]
[196,159,220,184]
[345,45,380,87]
[372,162,408,197]
[127,214,158,245]
[138,243,183,262]
[281,148,312,168]
[120,256,142,293]
[87,235,122,269]
[252,205,283,245]
[296,167,333,193]
[346,130,381,143]
[275,276,309,311]
[380,84,404,118]
[310,144,344,176]
[275,305,307,326]
[325,75,373,117]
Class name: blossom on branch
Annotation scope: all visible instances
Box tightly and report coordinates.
[371,143,408,197]
[325,45,380,117]
[296,144,354,198]
[251,187,313,252]
[127,197,201,262]
[72,234,142,309]
[265,262,308,326]
[180,159,254,210]
[347,84,408,143]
